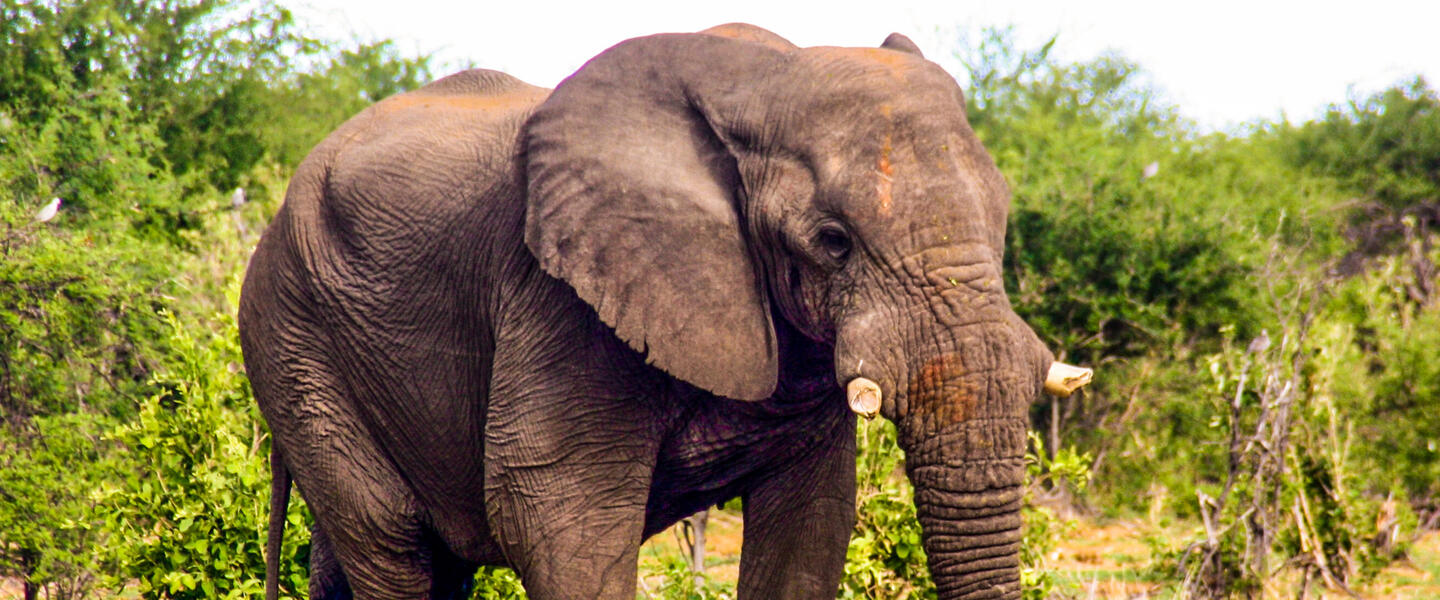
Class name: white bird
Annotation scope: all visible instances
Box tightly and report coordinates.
[230,186,246,208]
[33,197,61,223]
[1247,329,1271,355]
[1142,161,1160,180]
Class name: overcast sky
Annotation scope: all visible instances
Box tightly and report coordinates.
[283,0,1440,132]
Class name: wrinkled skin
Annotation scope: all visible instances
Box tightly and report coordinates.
[239,24,1052,600]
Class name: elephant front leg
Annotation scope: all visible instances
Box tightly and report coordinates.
[737,418,857,599]
[482,376,663,599]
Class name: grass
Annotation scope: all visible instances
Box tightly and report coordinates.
[1360,532,1440,600]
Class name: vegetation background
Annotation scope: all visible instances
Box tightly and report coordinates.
[1,1,1436,598]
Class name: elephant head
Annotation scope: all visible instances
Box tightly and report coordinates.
[524,26,1058,598]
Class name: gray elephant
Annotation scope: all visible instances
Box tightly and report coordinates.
[239,23,1086,600]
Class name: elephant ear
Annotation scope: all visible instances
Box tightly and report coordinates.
[881,33,924,57]
[523,33,784,401]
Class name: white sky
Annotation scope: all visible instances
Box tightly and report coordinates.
[284,0,1440,132]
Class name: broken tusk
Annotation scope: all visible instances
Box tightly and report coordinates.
[847,377,882,419]
[1045,362,1093,397]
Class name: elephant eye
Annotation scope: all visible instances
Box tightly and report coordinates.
[815,223,852,262]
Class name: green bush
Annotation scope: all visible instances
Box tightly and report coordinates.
[1283,77,1440,213]
[842,420,933,599]
[1325,224,1440,503]
[0,0,313,190]
[0,413,125,598]
[260,40,434,170]
[949,28,1440,597]
[960,28,1344,365]
[103,309,313,599]
[639,554,733,600]
[0,225,173,420]
[0,1,435,596]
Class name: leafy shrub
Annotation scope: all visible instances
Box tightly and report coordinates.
[951,28,1368,523]
[1325,221,1440,503]
[0,413,124,598]
[472,567,529,599]
[1166,227,1436,597]
[958,28,1342,365]
[102,309,313,599]
[0,1,436,595]
[638,553,733,600]
[260,40,434,170]
[1284,77,1440,213]
[0,225,173,420]
[842,420,933,599]
[0,72,183,593]
[0,0,312,190]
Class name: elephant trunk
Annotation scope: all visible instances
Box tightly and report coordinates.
[899,316,1043,599]
[907,424,1028,599]
[913,482,1025,597]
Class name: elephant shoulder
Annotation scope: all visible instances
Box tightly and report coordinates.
[289,68,549,207]
[416,68,546,99]
[312,67,549,220]
[356,68,551,135]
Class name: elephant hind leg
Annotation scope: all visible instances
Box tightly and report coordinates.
[292,415,438,597]
[253,353,439,597]
[308,525,352,600]
[428,537,479,600]
[310,521,478,600]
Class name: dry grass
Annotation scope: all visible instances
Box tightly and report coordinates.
[1046,520,1440,600]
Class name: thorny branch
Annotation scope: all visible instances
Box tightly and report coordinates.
[1181,230,1355,599]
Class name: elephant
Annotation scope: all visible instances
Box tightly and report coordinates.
[238,22,1086,600]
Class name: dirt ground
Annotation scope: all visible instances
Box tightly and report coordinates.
[639,514,1440,599]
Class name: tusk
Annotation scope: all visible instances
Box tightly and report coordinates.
[1045,362,1094,397]
[847,377,882,420]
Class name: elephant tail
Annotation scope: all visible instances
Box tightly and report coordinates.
[266,444,291,600]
